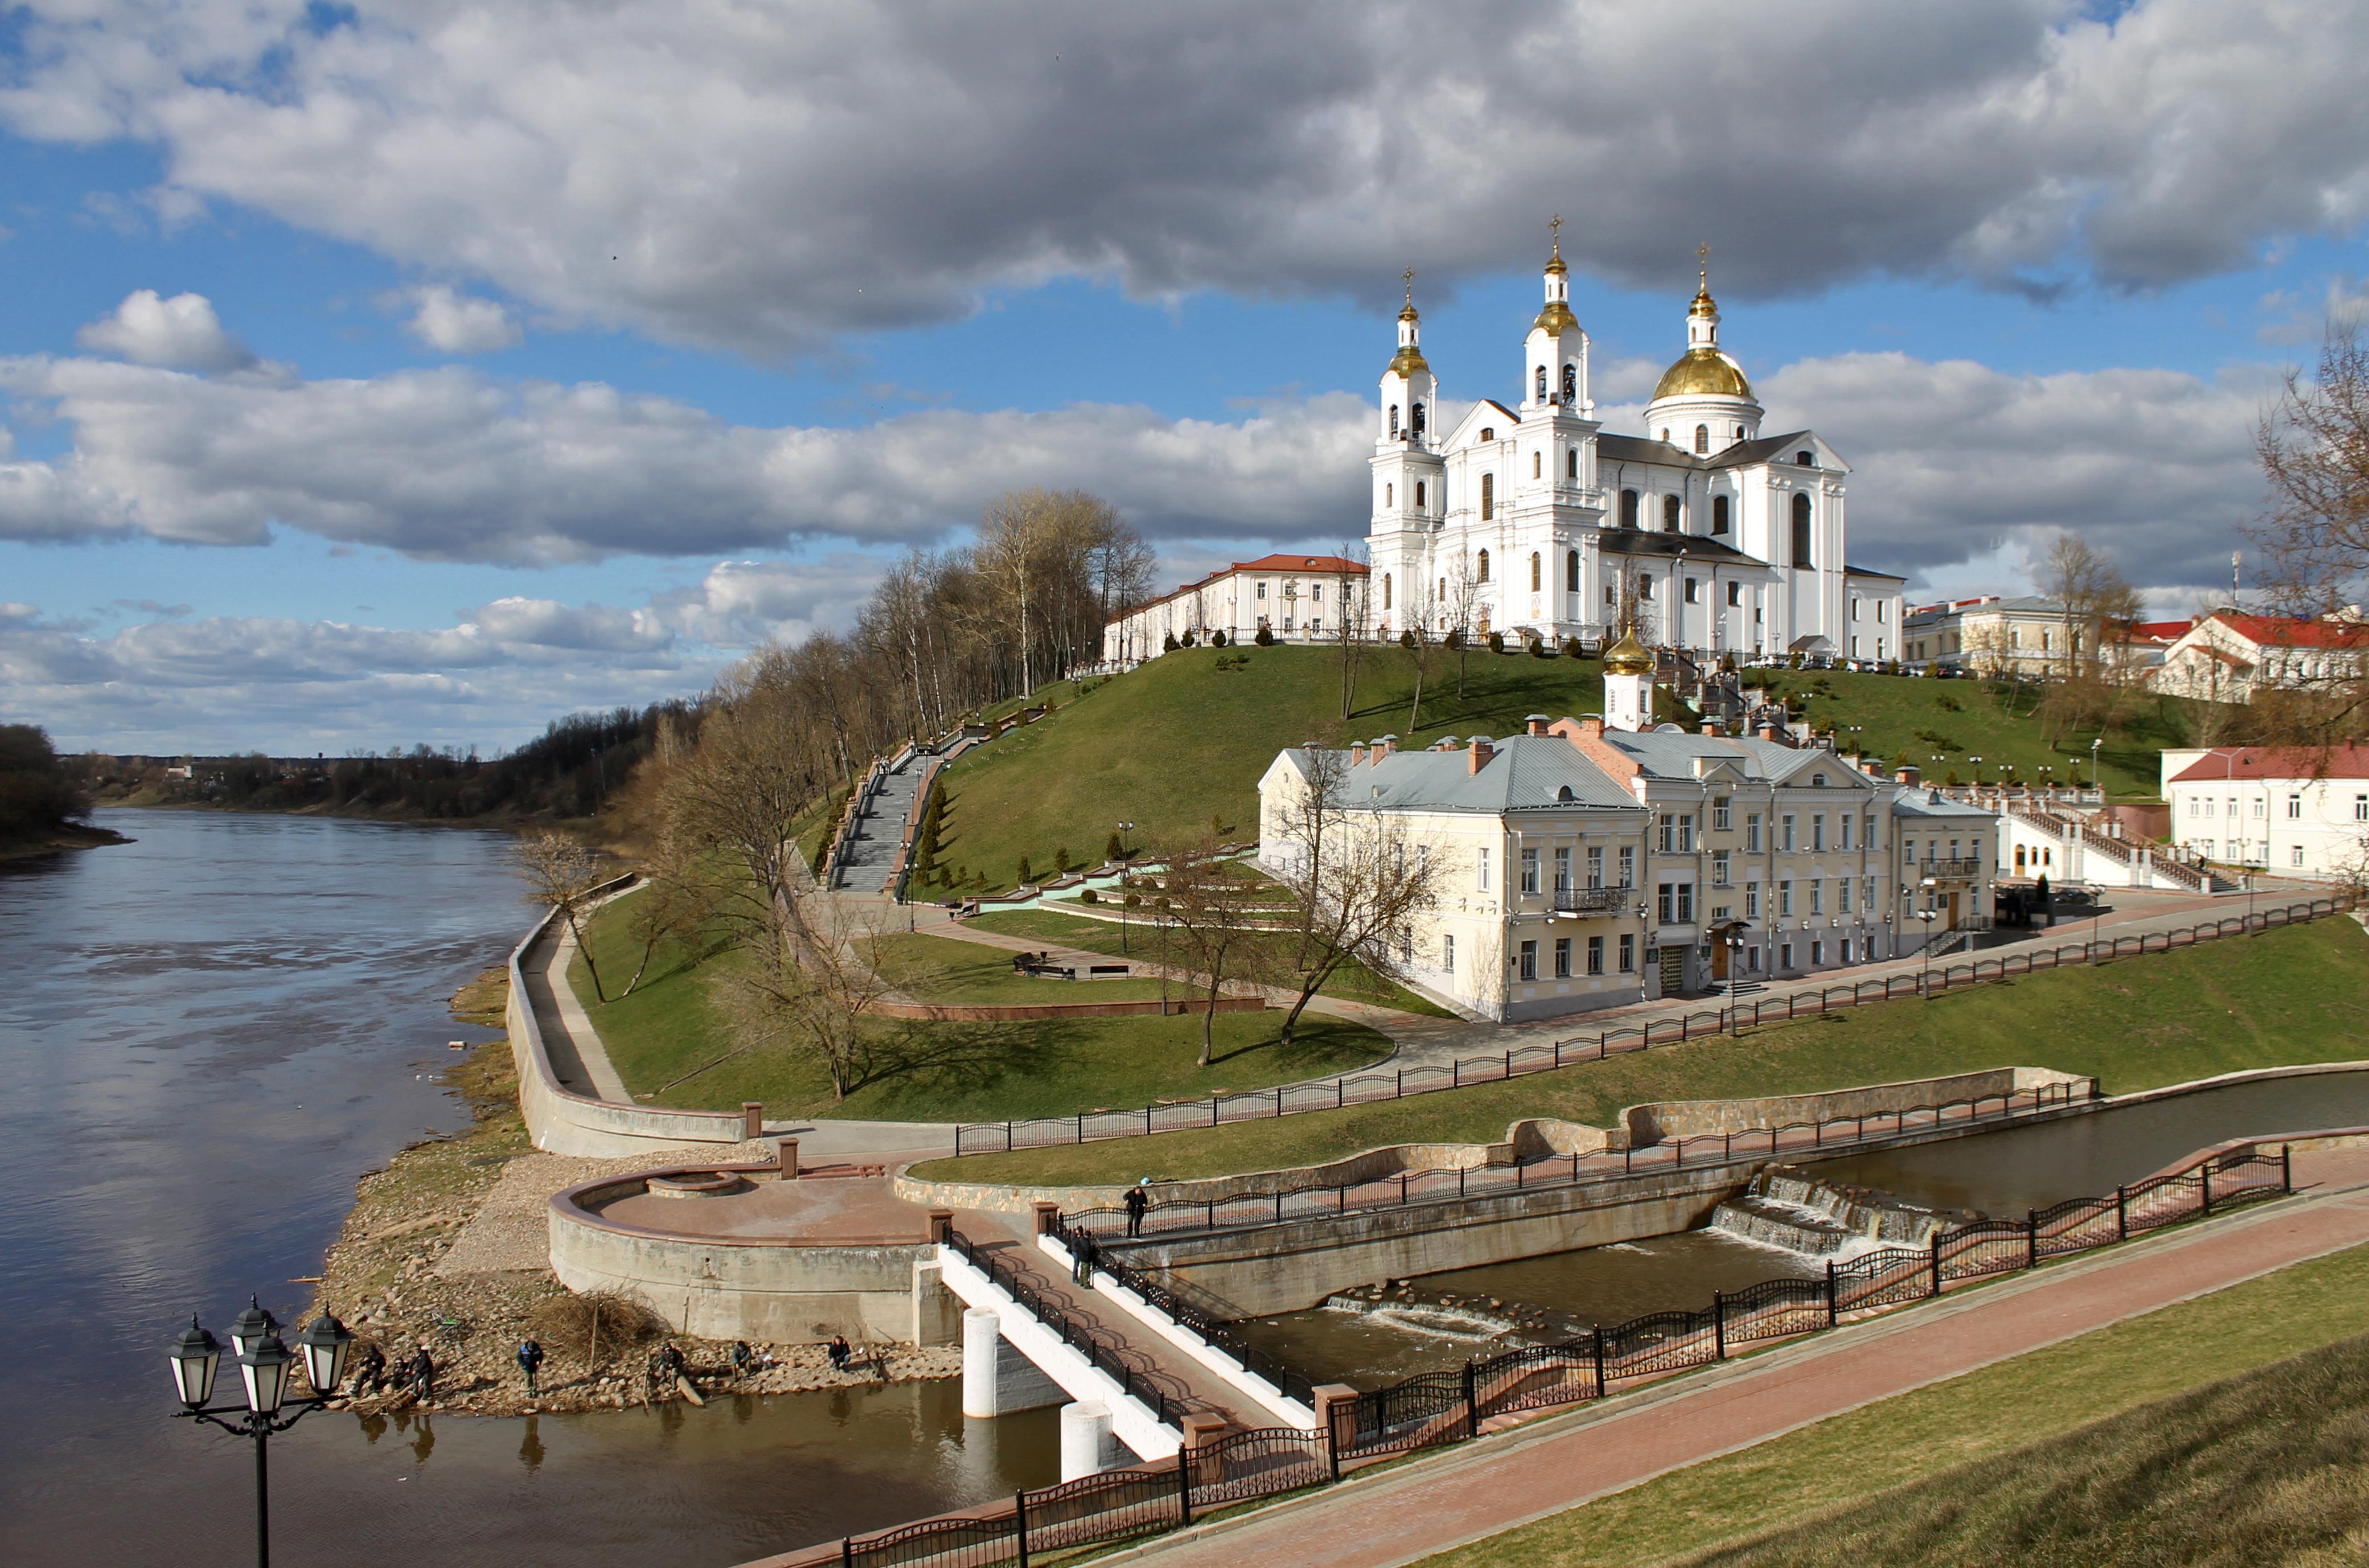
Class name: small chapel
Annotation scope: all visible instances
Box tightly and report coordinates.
[1364,231,1904,662]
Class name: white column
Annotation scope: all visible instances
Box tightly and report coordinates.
[962,1307,1003,1419]
[1059,1401,1120,1481]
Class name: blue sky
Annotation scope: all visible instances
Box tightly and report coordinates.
[3,0,2366,753]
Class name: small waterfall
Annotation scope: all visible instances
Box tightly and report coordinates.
[1709,1167,1959,1259]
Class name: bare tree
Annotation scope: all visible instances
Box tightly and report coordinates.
[514,830,613,1003]
[1333,542,1371,720]
[1445,548,1485,697]
[1402,621,1436,737]
[1150,836,1268,1068]
[714,891,896,1099]
[616,829,711,998]
[2037,535,2145,684]
[1266,749,1440,1046]
[2249,321,2369,744]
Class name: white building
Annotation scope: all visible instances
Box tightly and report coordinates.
[2153,612,2367,704]
[1101,554,1369,665]
[1362,245,1903,663]
[2161,745,2369,877]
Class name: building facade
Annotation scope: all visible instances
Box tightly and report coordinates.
[2153,612,2368,704]
[1101,554,1368,665]
[2161,745,2369,877]
[1362,247,1903,663]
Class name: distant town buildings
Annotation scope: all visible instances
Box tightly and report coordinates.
[2160,745,2369,876]
[1900,596,2188,681]
[2153,611,2368,704]
[1100,554,1368,664]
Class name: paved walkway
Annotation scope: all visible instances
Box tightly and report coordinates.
[1099,1144,2369,1568]
[522,899,634,1104]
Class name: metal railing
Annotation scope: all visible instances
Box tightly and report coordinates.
[1917,857,1987,879]
[1549,885,1629,913]
[951,896,2352,1155]
[1059,1082,2091,1245]
[1049,1225,1318,1406]
[939,1229,1175,1427]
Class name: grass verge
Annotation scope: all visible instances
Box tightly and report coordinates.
[869,931,1173,1004]
[1413,1239,2369,1568]
[912,915,2369,1185]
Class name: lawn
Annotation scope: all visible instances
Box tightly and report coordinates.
[868,930,1172,1005]
[925,646,2199,898]
[909,914,2369,1185]
[564,890,1394,1120]
[1412,1239,2369,1568]
[964,906,1460,1017]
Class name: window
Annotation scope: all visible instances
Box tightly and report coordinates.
[1535,366,1548,401]
[1256,581,1267,600]
[1865,876,1877,912]
[1554,937,1572,978]
[1811,939,1824,966]
[1619,933,1636,972]
[1779,880,1793,916]
[1518,940,1537,982]
[1311,582,1322,602]
[1678,814,1695,852]
[1712,495,1730,535]
[2356,795,2367,822]
[1480,475,1495,521]
[1520,847,1540,894]
[1810,879,1824,916]
[2251,798,2265,819]
[1567,550,1580,592]
[1781,942,1794,970]
[1563,363,1578,403]
[1797,450,1814,466]
[1620,488,1639,528]
[1477,846,1491,891]
[1658,814,1674,853]
[1385,482,1393,508]
[1382,573,1392,610]
[1746,881,1761,918]
[1530,551,1542,591]
[1618,845,1635,886]
[1476,548,1491,582]
[1748,946,1762,972]
[1781,814,1796,851]
[2288,794,2302,819]
[1713,798,1731,831]
[1605,582,1617,605]
[1586,846,1603,888]
[1864,814,1877,847]
[1657,883,1675,924]
[1533,450,1542,479]
[1694,424,1709,454]
[2294,845,2308,868]
[1838,814,1853,851]
[1678,883,1694,922]
[1713,849,1731,885]
[1684,577,1699,604]
[1812,815,1826,852]
[1442,934,1455,972]
[1746,814,1762,852]
[1567,446,1578,479]
[1587,935,1604,975]
[1838,878,1853,914]
[1415,481,1426,509]
[1663,494,1681,532]
[1412,402,1426,436]
[1791,492,1812,566]
[1389,405,1399,437]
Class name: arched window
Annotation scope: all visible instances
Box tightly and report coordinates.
[1414,481,1426,510]
[1662,494,1681,532]
[1438,577,1446,603]
[1385,482,1393,508]
[1476,549,1492,582]
[1529,551,1541,590]
[1733,425,1744,440]
[1412,402,1426,436]
[1480,473,1495,520]
[1532,451,1541,479]
[1659,428,1670,444]
[1620,489,1639,528]
[1566,447,1578,479]
[1791,492,1813,566]
[1712,495,1730,535]
[1480,426,1494,441]
[1797,450,1814,466]
[1382,573,1392,610]
[1694,424,1709,454]
[1535,366,1548,401]
[1566,549,1579,592]
[1562,363,1578,403]
[1389,405,1399,438]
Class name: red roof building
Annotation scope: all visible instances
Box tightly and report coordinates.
[1102,554,1369,663]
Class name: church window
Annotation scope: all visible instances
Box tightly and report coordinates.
[1566,550,1579,592]
[1385,482,1393,508]
[1480,428,1495,442]
[1477,549,1492,582]
[1563,363,1578,403]
[1389,405,1399,438]
[1382,573,1392,610]
[1791,493,1812,566]
[1415,481,1426,510]
[1712,495,1730,535]
[1797,450,1814,466]
[1684,577,1699,603]
[1533,451,1541,479]
[1727,580,1741,606]
[1412,402,1426,436]
[1566,447,1578,479]
[1604,583,1616,605]
[1535,366,1548,401]
[1639,575,1654,600]
[1662,494,1681,532]
[1480,474,1495,520]
[1734,425,1744,440]
[1620,489,1639,528]
[1438,577,1446,602]
[1530,552,1541,590]
[1660,429,1670,444]
[1694,424,1709,454]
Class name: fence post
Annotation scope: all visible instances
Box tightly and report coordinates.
[1461,1359,1479,1436]
[2200,1162,2214,1216]
[1175,1445,1193,1526]
[1592,1326,1607,1395]
[1013,1488,1030,1568]
[1712,1292,1726,1360]
[2026,1210,2039,1270]
[841,1538,853,1568]
[1929,1232,1942,1297]
[2116,1185,2128,1241]
[2285,1144,2294,1193]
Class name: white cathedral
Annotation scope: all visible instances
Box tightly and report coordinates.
[1366,238,1904,663]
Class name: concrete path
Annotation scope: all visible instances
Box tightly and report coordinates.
[522,905,634,1105]
[1097,1144,2369,1568]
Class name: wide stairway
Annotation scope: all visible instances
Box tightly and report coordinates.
[834,753,928,892]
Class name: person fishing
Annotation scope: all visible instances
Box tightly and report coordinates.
[516,1337,545,1397]
[730,1340,755,1380]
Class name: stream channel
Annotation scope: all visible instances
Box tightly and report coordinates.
[1233,1068,2369,1388]
[0,810,1054,1568]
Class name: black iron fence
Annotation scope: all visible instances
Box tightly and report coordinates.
[1049,1225,1319,1407]
[938,1229,1178,1427]
[952,896,2351,1157]
[817,1139,2294,1567]
[1060,1081,2092,1246]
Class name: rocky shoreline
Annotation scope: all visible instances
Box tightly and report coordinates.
[303,967,955,1419]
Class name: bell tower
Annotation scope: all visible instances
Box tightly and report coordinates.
[1370,270,1444,632]
[1522,217,1590,417]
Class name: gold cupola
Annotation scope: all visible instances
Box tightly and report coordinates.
[1389,270,1430,376]
[1602,623,1654,675]
[1649,245,1756,405]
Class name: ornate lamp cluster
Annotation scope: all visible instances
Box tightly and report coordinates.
[167,1295,357,1567]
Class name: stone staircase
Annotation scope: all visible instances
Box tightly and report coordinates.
[831,749,929,892]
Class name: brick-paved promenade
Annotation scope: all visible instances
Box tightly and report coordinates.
[1100,1143,2369,1568]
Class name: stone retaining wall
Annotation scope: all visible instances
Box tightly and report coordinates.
[866,994,1266,1023]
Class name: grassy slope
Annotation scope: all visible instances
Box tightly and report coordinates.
[868,930,1172,1004]
[931,648,2193,898]
[964,906,1459,1017]
[912,916,2369,1184]
[565,893,1392,1120]
[1414,1241,2369,1568]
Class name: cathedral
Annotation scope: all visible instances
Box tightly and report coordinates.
[1365,236,1904,663]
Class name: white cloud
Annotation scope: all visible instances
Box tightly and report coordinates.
[74,289,254,372]
[403,285,522,354]
[6,2,2369,351]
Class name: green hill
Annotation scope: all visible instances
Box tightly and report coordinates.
[929,646,2194,894]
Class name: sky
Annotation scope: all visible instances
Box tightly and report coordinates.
[4,0,2369,756]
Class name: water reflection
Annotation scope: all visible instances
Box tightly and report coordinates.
[0,811,1054,1568]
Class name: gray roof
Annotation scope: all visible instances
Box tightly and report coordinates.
[1596,431,1819,473]
[1885,783,1998,820]
[1844,563,1907,581]
[1595,730,1871,788]
[1595,530,1764,566]
[1296,734,1644,815]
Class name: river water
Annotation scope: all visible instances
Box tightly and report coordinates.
[0,810,1051,1568]
[1240,1069,2369,1388]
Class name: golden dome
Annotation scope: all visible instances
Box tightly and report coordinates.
[1398,300,1420,323]
[1651,346,1754,402]
[1533,299,1578,334]
[1603,625,1653,675]
[1689,284,1717,318]
[1388,344,1430,376]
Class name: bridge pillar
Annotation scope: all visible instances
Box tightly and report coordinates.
[1060,1401,1122,1480]
[961,1307,1065,1419]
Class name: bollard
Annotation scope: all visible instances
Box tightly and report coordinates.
[742,1101,763,1140]
[1030,1200,1062,1238]
[1310,1386,1357,1481]
[774,1137,799,1179]
[927,1208,954,1245]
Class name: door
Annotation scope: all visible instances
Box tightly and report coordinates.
[1712,941,1730,981]
[1659,946,1686,997]
[1947,892,1961,929]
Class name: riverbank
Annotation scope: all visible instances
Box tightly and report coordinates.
[0,820,132,861]
[306,966,958,1419]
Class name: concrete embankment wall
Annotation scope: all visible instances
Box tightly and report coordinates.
[508,896,751,1158]
[547,1172,957,1344]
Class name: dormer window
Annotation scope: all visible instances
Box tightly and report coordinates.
[1480,426,1495,442]
[1797,450,1814,466]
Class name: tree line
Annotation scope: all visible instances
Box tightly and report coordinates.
[0,725,94,847]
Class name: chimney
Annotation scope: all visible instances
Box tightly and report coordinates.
[1434,736,1460,752]
[1525,713,1551,736]
[1379,734,1398,755]
[1895,764,1921,787]
[1467,736,1495,774]
[1699,720,1721,736]
[1350,743,1368,767]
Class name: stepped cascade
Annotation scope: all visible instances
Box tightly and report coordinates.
[1709,1167,1965,1259]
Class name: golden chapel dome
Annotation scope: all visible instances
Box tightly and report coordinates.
[1603,625,1654,675]
[1650,346,1754,402]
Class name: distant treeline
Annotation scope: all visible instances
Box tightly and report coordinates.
[0,725,93,843]
[96,702,705,822]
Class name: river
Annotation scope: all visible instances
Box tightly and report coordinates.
[0,810,1052,1568]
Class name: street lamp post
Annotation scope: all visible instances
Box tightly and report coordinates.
[1115,821,1138,955]
[1915,876,1940,996]
[169,1297,355,1568]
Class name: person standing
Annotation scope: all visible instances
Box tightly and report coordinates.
[516,1337,545,1398]
[1124,1180,1151,1238]
[409,1343,436,1403]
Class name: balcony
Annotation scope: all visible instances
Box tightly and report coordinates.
[1918,857,1987,880]
[1547,885,1631,914]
